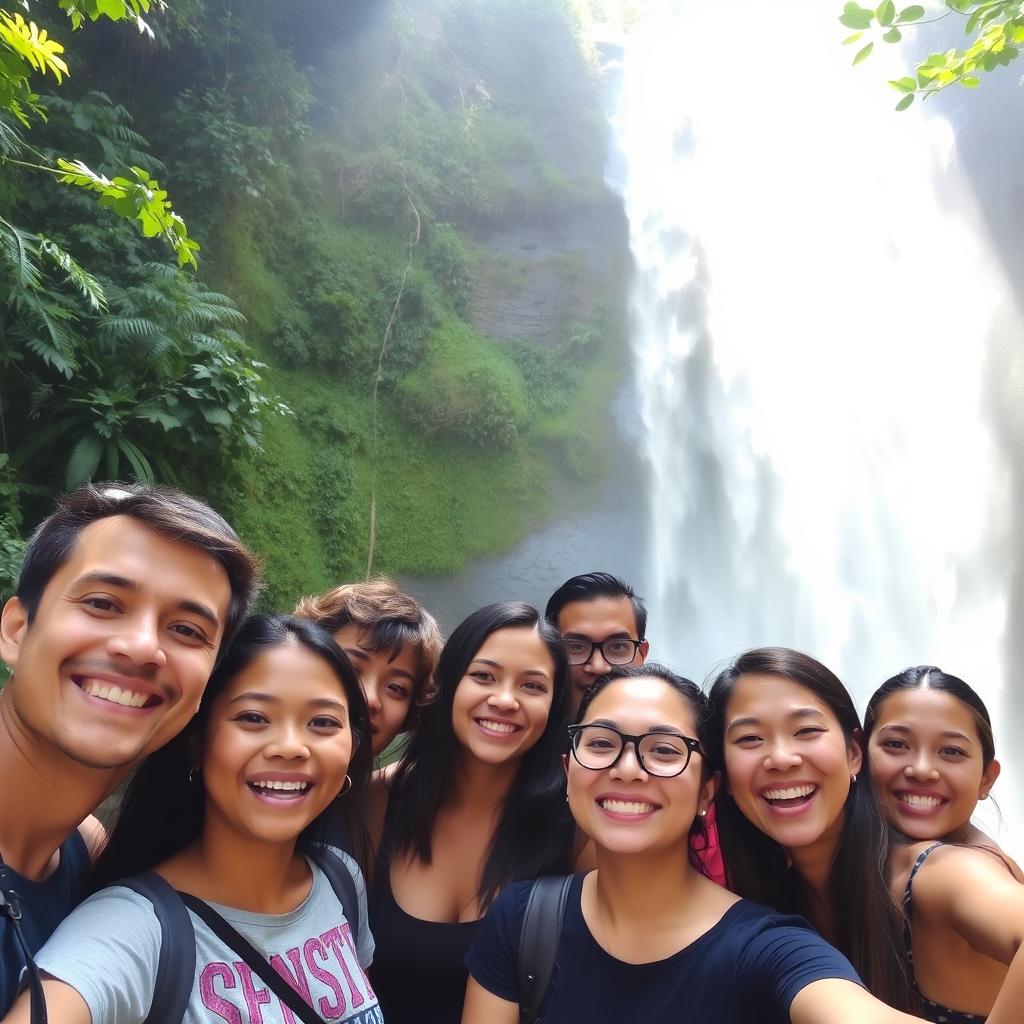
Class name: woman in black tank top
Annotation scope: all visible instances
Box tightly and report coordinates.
[367,602,575,1024]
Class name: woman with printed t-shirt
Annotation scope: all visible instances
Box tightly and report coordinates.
[464,664,932,1024]
[4,615,380,1024]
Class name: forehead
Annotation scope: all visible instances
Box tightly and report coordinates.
[472,626,553,670]
[334,624,421,674]
[727,673,837,725]
[873,688,979,739]
[557,596,638,639]
[45,516,231,614]
[219,639,349,704]
[586,676,696,733]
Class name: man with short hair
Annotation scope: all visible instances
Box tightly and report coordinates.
[0,482,260,1014]
[545,572,649,714]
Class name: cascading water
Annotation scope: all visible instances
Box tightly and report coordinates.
[609,3,1021,853]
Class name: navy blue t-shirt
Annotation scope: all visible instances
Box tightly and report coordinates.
[466,873,864,1023]
[0,831,89,1016]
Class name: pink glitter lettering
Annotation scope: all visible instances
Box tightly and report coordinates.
[199,963,243,1024]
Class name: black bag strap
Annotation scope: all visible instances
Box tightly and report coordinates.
[517,875,572,1024]
[0,885,48,1024]
[117,873,196,1024]
[178,894,325,1024]
[305,845,360,942]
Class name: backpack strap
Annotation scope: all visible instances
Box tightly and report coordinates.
[117,873,195,1024]
[517,875,572,1024]
[306,845,360,943]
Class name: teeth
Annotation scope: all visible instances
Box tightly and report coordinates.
[764,785,817,801]
[599,798,656,815]
[83,680,148,708]
[251,780,310,792]
[900,793,942,808]
[477,719,518,735]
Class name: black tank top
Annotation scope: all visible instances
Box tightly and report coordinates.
[367,858,481,1024]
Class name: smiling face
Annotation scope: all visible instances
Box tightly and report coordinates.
[557,596,648,713]
[868,687,998,842]
[0,516,231,770]
[451,625,555,767]
[568,675,714,856]
[201,639,353,845]
[722,674,861,857]
[334,624,420,757]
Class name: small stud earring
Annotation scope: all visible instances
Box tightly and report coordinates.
[980,792,989,801]
[850,773,858,784]
[699,808,707,817]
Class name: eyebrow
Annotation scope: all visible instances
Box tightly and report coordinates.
[343,646,416,681]
[228,691,348,714]
[74,571,221,630]
[726,707,827,734]
[563,631,632,640]
[587,718,686,736]
[470,658,551,679]
[878,724,973,743]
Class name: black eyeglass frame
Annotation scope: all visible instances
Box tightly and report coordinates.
[562,637,644,667]
[566,724,704,778]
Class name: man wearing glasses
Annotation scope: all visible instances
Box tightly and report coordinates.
[544,572,649,713]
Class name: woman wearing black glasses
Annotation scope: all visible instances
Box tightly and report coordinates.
[464,664,933,1024]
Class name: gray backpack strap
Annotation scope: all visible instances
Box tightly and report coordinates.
[306,846,360,941]
[517,875,572,1024]
[117,873,195,1024]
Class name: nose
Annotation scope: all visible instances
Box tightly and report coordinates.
[610,740,646,782]
[266,721,310,760]
[763,740,801,772]
[107,613,166,668]
[363,678,382,716]
[585,647,610,675]
[905,753,939,780]
[487,684,519,712]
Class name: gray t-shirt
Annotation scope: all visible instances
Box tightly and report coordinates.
[36,849,381,1024]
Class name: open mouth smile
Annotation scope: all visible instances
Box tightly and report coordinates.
[760,783,818,811]
[74,676,163,711]
[246,779,313,802]
[894,791,947,814]
[474,718,523,737]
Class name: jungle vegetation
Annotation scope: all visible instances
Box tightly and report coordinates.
[0,0,628,609]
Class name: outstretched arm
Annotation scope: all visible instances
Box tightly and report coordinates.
[790,979,924,1023]
[462,976,518,1024]
[3,980,92,1024]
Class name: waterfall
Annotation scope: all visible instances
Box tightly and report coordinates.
[608,2,1021,853]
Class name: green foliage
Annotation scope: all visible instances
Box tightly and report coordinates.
[840,1,1024,108]
[396,317,529,448]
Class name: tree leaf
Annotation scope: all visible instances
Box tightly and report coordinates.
[897,4,925,22]
[877,1,896,27]
[840,3,874,29]
[889,76,918,92]
[961,75,981,87]
[853,42,875,64]
[895,93,915,111]
[65,433,103,490]
[883,27,902,43]
[842,31,865,44]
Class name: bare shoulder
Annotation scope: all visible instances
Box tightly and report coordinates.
[77,815,107,860]
[968,827,1024,883]
[911,842,1024,915]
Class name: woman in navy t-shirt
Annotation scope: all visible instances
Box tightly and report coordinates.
[464,664,929,1024]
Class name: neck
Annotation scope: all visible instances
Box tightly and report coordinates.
[186,816,303,912]
[592,845,700,922]
[0,690,121,878]
[786,833,838,935]
[451,750,519,811]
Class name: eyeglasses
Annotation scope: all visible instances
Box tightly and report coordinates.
[567,724,703,778]
[563,637,643,667]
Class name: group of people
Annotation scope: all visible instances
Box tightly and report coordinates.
[0,481,1021,1024]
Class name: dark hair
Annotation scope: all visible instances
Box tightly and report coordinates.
[706,647,914,1012]
[865,665,995,767]
[575,663,713,869]
[16,481,260,654]
[385,602,574,910]
[545,572,647,641]
[90,614,372,890]
[294,576,443,721]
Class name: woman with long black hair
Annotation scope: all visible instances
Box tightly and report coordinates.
[367,601,575,1024]
[4,614,377,1024]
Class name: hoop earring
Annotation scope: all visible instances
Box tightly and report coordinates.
[338,775,352,797]
[188,767,201,786]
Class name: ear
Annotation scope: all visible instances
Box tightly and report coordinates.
[980,758,1001,799]
[699,771,720,815]
[847,728,864,778]
[637,640,650,664]
[0,596,29,670]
